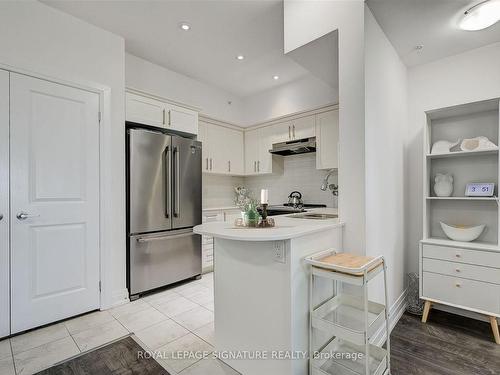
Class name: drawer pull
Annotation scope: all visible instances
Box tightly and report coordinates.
[455,283,461,288]
[455,268,461,273]
[455,253,461,258]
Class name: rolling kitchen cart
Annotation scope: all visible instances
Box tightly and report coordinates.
[305,251,391,375]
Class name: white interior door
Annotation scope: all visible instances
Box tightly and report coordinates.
[10,73,100,333]
[0,70,9,338]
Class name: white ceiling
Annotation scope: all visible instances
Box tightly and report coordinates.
[42,0,316,98]
[367,0,500,67]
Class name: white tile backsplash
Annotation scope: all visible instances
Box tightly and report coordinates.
[202,174,244,209]
[245,153,337,207]
[203,154,336,209]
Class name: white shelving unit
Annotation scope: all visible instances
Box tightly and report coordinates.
[420,98,500,345]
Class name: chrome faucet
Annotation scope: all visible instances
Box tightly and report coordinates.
[321,169,336,191]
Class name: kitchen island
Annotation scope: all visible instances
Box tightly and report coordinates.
[193,209,344,375]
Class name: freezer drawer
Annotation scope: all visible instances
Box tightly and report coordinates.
[129,229,201,295]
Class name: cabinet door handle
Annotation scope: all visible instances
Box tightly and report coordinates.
[168,110,172,126]
[257,160,260,172]
[162,109,166,125]
[228,160,231,172]
[210,158,213,171]
[288,125,291,139]
[254,161,256,172]
[206,158,209,170]
[293,125,296,138]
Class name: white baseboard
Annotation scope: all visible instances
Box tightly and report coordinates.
[370,289,407,346]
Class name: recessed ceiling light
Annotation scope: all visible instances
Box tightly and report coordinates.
[179,22,191,31]
[273,75,279,80]
[236,55,245,60]
[459,0,500,31]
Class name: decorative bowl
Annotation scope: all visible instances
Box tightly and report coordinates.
[440,222,485,242]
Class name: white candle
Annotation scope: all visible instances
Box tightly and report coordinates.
[260,189,269,204]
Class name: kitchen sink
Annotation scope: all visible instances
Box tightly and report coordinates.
[288,213,338,220]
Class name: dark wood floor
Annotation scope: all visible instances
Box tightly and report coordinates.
[391,310,500,375]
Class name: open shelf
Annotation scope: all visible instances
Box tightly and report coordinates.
[312,338,388,375]
[312,294,385,346]
[426,148,498,159]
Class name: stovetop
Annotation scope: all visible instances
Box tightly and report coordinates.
[260,203,327,216]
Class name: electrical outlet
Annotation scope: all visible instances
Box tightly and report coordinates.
[274,241,286,263]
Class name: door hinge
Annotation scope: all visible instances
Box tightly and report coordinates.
[98,111,102,123]
[99,281,102,292]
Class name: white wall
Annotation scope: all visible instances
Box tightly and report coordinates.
[126,53,244,125]
[284,0,366,254]
[364,7,407,307]
[244,153,338,208]
[406,42,500,273]
[242,75,337,126]
[0,1,126,308]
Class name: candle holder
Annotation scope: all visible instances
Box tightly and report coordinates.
[258,203,275,228]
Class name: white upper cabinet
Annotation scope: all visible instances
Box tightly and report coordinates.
[126,92,165,127]
[126,91,198,135]
[291,115,315,139]
[315,109,339,170]
[166,104,198,134]
[199,120,244,176]
[273,121,293,143]
[272,115,316,143]
[244,126,282,175]
[244,128,260,175]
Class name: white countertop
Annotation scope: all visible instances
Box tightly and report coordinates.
[194,208,343,241]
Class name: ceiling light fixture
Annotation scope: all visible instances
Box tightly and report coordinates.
[179,22,191,31]
[459,0,500,31]
[273,75,279,80]
[236,55,245,60]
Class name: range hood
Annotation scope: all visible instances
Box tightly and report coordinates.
[269,137,316,156]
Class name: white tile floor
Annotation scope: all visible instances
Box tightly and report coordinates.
[0,272,240,375]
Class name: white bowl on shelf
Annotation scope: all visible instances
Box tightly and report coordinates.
[440,222,485,242]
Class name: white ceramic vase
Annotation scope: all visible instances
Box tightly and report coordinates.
[434,173,453,197]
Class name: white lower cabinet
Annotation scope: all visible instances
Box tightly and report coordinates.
[126,91,198,135]
[202,208,241,271]
[316,109,339,170]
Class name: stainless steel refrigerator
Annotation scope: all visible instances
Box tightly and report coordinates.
[126,126,202,297]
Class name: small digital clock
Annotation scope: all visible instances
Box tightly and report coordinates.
[465,183,495,197]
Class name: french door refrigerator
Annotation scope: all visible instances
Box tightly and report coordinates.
[127,126,202,297]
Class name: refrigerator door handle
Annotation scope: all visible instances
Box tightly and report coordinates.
[173,146,180,218]
[164,146,170,218]
[136,231,194,243]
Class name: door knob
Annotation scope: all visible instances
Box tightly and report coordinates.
[16,212,39,220]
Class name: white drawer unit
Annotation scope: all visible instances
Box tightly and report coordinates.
[422,271,500,315]
[420,241,500,344]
